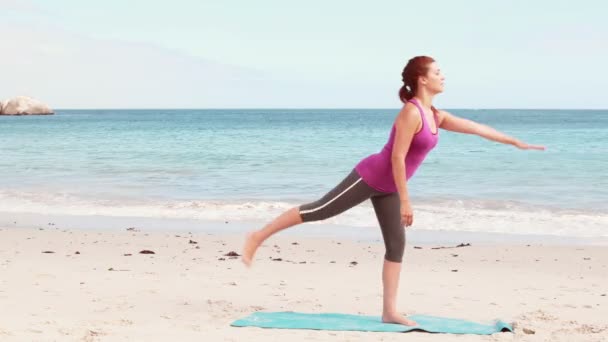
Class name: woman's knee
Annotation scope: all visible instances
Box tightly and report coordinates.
[298,202,329,222]
[384,234,405,262]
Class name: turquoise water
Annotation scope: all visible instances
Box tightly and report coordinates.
[1,109,606,237]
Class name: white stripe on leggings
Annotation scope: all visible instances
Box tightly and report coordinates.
[299,177,363,214]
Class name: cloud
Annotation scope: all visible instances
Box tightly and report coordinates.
[0,22,399,108]
[0,0,44,13]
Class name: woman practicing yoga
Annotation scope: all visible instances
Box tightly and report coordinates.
[241,56,545,326]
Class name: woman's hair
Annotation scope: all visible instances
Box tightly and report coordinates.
[398,56,436,103]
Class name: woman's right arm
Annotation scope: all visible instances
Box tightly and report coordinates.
[391,104,420,227]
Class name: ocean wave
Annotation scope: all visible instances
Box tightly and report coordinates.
[0,190,606,238]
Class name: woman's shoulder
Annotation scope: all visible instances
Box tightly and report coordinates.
[434,108,451,125]
[398,101,422,120]
[394,102,423,132]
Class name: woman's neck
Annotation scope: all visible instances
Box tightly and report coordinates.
[413,89,434,109]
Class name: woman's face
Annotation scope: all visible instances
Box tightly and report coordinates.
[422,62,445,94]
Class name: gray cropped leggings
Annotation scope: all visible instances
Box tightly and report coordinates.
[298,169,405,262]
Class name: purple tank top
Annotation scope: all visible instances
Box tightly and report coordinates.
[354,98,439,193]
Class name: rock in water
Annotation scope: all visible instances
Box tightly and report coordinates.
[0,96,53,115]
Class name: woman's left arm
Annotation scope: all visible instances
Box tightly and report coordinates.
[437,110,546,150]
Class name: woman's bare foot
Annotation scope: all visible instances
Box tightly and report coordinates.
[241,231,262,267]
[382,312,417,326]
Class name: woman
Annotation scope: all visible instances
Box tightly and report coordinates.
[241,56,545,326]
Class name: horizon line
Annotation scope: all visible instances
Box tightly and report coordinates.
[53,107,608,111]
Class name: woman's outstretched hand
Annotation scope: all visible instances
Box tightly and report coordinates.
[514,140,546,151]
[400,200,414,227]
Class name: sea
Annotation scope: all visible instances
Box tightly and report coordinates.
[1,109,606,239]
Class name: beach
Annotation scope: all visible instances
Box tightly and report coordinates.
[1,223,606,341]
[1,108,606,340]
[4,0,608,340]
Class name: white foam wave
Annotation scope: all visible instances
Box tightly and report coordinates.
[0,190,606,238]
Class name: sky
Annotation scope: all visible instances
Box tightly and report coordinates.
[1,0,607,109]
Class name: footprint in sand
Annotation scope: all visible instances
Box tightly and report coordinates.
[81,329,106,342]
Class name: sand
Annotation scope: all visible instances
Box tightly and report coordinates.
[0,226,606,341]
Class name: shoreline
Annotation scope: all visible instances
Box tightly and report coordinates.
[2,210,607,247]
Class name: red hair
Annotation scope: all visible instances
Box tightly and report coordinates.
[398,56,436,103]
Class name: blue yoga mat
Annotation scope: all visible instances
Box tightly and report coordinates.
[231,312,513,335]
